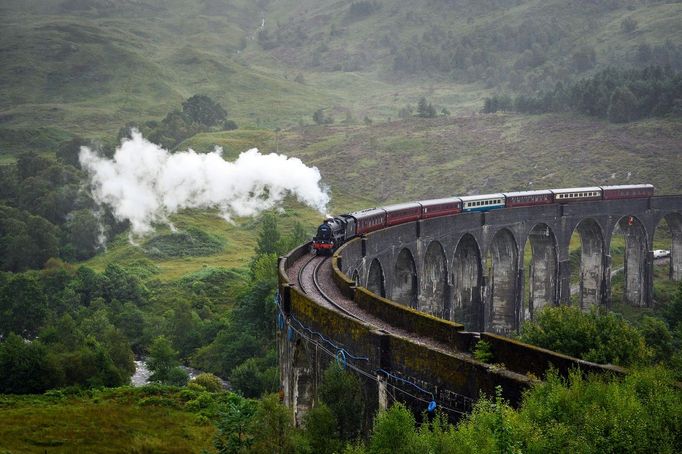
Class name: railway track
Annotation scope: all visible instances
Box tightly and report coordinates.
[298,253,362,321]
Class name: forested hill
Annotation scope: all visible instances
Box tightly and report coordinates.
[251,0,682,89]
[1,0,681,139]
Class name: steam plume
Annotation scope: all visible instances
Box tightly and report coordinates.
[80,130,329,236]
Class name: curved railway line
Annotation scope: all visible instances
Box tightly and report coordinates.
[298,253,362,321]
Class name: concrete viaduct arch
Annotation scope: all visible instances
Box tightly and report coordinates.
[346,196,682,334]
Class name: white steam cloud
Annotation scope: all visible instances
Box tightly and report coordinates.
[80,130,329,237]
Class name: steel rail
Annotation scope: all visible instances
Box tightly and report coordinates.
[312,256,362,321]
[297,253,317,294]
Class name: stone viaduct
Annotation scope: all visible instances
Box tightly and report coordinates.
[278,195,682,427]
[342,196,682,335]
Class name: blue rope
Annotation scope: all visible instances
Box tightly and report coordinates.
[336,349,347,369]
[289,314,370,361]
[378,368,435,400]
[274,297,369,362]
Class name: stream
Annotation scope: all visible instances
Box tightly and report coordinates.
[130,358,229,388]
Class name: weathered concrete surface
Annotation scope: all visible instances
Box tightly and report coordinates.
[420,241,448,318]
[526,223,558,318]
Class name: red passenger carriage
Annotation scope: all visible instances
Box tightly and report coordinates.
[601,184,654,200]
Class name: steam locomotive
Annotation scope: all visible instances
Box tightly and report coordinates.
[311,184,654,254]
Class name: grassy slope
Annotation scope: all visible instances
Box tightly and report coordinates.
[277,114,682,203]
[0,390,215,453]
[0,1,337,143]
[85,204,313,279]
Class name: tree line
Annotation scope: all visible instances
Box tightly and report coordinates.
[483,66,682,123]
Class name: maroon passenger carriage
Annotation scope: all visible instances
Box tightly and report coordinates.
[353,208,387,235]
[384,202,422,227]
[418,197,463,219]
[601,184,654,200]
[503,190,554,208]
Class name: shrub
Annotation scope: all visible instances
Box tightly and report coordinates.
[143,227,224,259]
[369,403,426,453]
[473,339,494,364]
[191,373,224,392]
[520,305,652,367]
[319,363,365,441]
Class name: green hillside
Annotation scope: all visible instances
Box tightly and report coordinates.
[243,0,682,89]
[2,0,680,150]
[0,0,336,140]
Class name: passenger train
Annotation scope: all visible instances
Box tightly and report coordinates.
[311,184,654,254]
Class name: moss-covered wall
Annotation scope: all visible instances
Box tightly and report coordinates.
[386,335,531,407]
[331,255,355,300]
[354,287,471,352]
[289,287,380,361]
[480,332,626,378]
